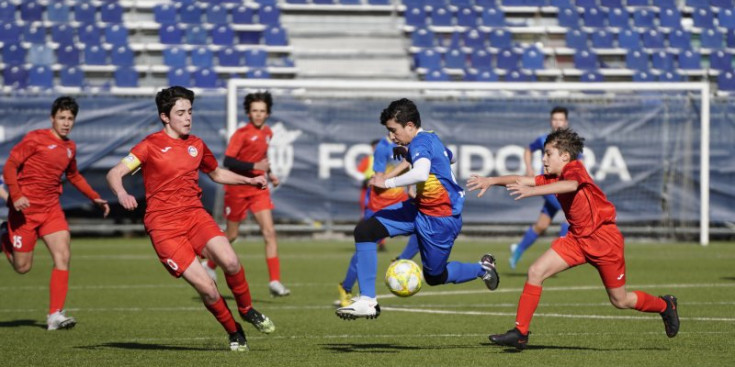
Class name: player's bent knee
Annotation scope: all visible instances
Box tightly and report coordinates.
[353,217,389,243]
[423,269,448,286]
[14,263,32,274]
[220,259,241,274]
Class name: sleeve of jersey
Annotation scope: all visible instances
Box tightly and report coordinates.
[200,143,218,173]
[66,158,101,200]
[562,162,592,186]
[529,136,543,152]
[224,130,244,157]
[535,174,559,186]
[3,136,38,200]
[124,141,148,171]
[408,137,432,163]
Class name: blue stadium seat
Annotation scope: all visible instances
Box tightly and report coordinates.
[626,0,649,5]
[238,31,261,45]
[557,7,580,28]
[728,29,735,48]
[582,7,606,28]
[84,45,107,65]
[591,30,614,48]
[711,0,734,7]
[28,45,55,65]
[431,7,453,27]
[405,7,427,28]
[678,50,701,69]
[476,0,499,6]
[160,24,184,44]
[23,25,46,44]
[105,24,129,47]
[576,0,597,7]
[462,29,485,49]
[574,49,598,69]
[57,44,80,66]
[244,49,267,67]
[60,66,84,87]
[212,25,235,45]
[693,8,714,29]
[489,29,512,49]
[496,48,519,69]
[600,0,623,7]
[154,4,177,24]
[607,7,629,29]
[264,26,288,46]
[717,70,735,91]
[51,24,75,45]
[412,28,435,48]
[444,48,465,69]
[163,47,187,67]
[580,71,603,82]
[700,28,723,49]
[481,7,505,27]
[2,43,26,65]
[367,0,391,5]
[505,69,535,82]
[191,47,214,68]
[470,48,492,70]
[425,69,450,81]
[451,0,473,6]
[186,26,208,45]
[207,5,228,24]
[566,29,588,50]
[20,1,42,22]
[417,49,442,69]
[259,5,281,26]
[168,67,191,86]
[79,24,102,45]
[625,49,648,70]
[28,65,53,89]
[101,3,123,23]
[659,8,681,29]
[3,66,28,88]
[709,50,732,70]
[74,3,97,23]
[114,67,139,87]
[658,71,684,82]
[111,46,134,66]
[456,7,477,28]
[465,69,498,82]
[651,50,675,71]
[48,2,70,22]
[441,31,462,49]
[719,9,735,30]
[0,1,15,22]
[233,6,255,24]
[218,47,241,66]
[193,68,218,88]
[633,70,655,82]
[685,0,708,6]
[246,69,270,79]
[652,0,676,6]
[633,9,654,28]
[0,23,20,43]
[521,46,544,70]
[180,4,202,24]
[668,29,691,50]
[642,29,664,49]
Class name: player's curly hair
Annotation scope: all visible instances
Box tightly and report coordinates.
[380,98,421,128]
[155,86,195,123]
[544,128,584,161]
[51,96,79,117]
[244,91,273,114]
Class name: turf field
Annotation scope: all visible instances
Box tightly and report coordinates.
[1,237,733,366]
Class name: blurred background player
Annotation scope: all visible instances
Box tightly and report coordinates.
[1,96,110,330]
[509,106,571,270]
[467,128,679,350]
[200,91,290,297]
[335,98,500,320]
[336,135,420,307]
[106,87,275,351]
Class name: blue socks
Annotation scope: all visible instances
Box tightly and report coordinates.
[560,222,569,237]
[516,226,539,256]
[341,254,358,293]
[355,242,378,298]
[397,235,419,260]
[445,261,485,284]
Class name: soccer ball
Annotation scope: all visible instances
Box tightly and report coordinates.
[385,259,423,297]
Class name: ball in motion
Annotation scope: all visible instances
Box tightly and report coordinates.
[385,259,423,297]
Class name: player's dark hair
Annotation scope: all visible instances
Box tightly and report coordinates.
[155,86,195,124]
[550,106,568,119]
[51,96,79,117]
[380,98,421,128]
[545,128,584,161]
[244,91,273,114]
[370,138,380,147]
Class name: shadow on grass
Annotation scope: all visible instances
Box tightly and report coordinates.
[720,276,735,281]
[0,319,46,330]
[322,343,483,354]
[76,342,213,351]
[189,295,276,305]
[481,342,669,353]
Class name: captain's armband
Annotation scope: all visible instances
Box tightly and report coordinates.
[122,153,141,172]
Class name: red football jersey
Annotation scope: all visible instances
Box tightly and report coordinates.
[3,129,99,213]
[535,160,617,237]
[223,123,271,196]
[127,131,218,215]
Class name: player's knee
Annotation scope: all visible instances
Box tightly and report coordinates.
[261,226,276,242]
[353,218,388,243]
[533,223,548,234]
[423,269,448,286]
[13,262,32,274]
[220,258,241,274]
[608,295,630,309]
[526,263,547,283]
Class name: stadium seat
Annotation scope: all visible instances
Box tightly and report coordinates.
[521,47,544,70]
[659,8,681,29]
[160,24,183,44]
[191,48,214,68]
[412,28,435,48]
[505,69,535,82]
[626,0,649,5]
[180,4,202,24]
[710,50,732,70]
[51,24,75,45]
[496,48,519,70]
[580,71,603,82]
[685,0,708,7]
[417,49,442,69]
[476,0,499,6]
[607,8,629,29]
[489,29,512,50]
[168,67,191,87]
[3,66,28,88]
[264,27,288,46]
[625,49,648,70]
[193,68,218,88]
[633,9,654,28]
[28,65,53,89]
[207,5,228,24]
[442,32,462,49]
[566,29,588,50]
[658,71,684,82]
[668,29,691,50]
[456,7,477,28]
[60,67,84,87]
[244,49,267,67]
[105,24,129,47]
[212,25,235,45]
[582,7,606,28]
[74,3,97,23]
[340,0,360,4]
[678,50,701,69]
[651,51,675,71]
[48,2,70,22]
[0,23,20,43]
[114,67,139,87]
[719,9,735,30]
[633,70,655,82]
[79,24,102,45]
[28,45,55,66]
[465,69,498,82]
[111,46,135,67]
[259,5,281,26]
[700,29,723,49]
[711,0,734,7]
[2,43,26,65]
[233,6,255,24]
[462,29,486,49]
[444,48,465,69]
[84,45,107,65]
[218,47,241,66]
[367,0,391,5]
[0,1,15,22]
[470,48,492,70]
[693,8,714,29]
[57,44,81,66]
[101,3,123,23]
[652,0,676,6]
[238,31,261,45]
[405,7,427,28]
[23,25,46,44]
[163,47,187,68]
[186,26,208,45]
[431,7,453,27]
[574,49,598,70]
[246,68,270,79]
[481,7,505,27]
[600,0,623,7]
[20,1,42,22]
[717,70,735,91]
[591,30,614,49]
[154,4,177,24]
[557,7,580,28]
[642,30,664,49]
[576,0,597,7]
[728,30,735,48]
[425,69,450,81]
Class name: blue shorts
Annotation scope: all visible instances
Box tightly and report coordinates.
[541,194,563,218]
[374,200,462,277]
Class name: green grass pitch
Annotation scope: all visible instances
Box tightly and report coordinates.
[1,237,734,366]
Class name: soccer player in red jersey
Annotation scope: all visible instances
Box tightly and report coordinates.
[1,96,110,330]
[467,128,679,350]
[106,87,275,351]
[201,91,290,297]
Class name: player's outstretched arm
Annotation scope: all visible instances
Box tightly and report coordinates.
[3,156,30,211]
[524,147,535,177]
[106,162,138,211]
[507,180,578,200]
[467,175,534,198]
[208,167,267,188]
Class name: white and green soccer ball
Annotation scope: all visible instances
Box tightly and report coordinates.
[384,259,423,297]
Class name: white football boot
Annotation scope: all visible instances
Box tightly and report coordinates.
[268,280,291,297]
[201,259,217,281]
[47,310,76,330]
[335,296,381,320]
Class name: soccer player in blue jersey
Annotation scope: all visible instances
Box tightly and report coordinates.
[335,98,500,319]
[509,106,570,270]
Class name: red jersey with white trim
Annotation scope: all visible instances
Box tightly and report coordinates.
[535,159,616,237]
[3,129,99,213]
[127,131,218,215]
[224,123,272,196]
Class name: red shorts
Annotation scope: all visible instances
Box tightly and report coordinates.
[223,189,274,222]
[145,207,225,278]
[5,206,69,253]
[551,224,627,289]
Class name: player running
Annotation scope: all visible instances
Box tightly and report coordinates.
[467,128,679,350]
[1,96,110,330]
[335,98,500,320]
[106,87,275,351]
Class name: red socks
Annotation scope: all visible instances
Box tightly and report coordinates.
[49,268,69,314]
[515,282,543,335]
[206,259,217,270]
[225,266,253,314]
[266,256,280,282]
[633,290,667,313]
[204,296,238,334]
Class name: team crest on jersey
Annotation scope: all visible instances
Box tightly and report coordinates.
[47,144,57,149]
[267,122,302,191]
[187,146,198,157]
[67,148,73,158]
